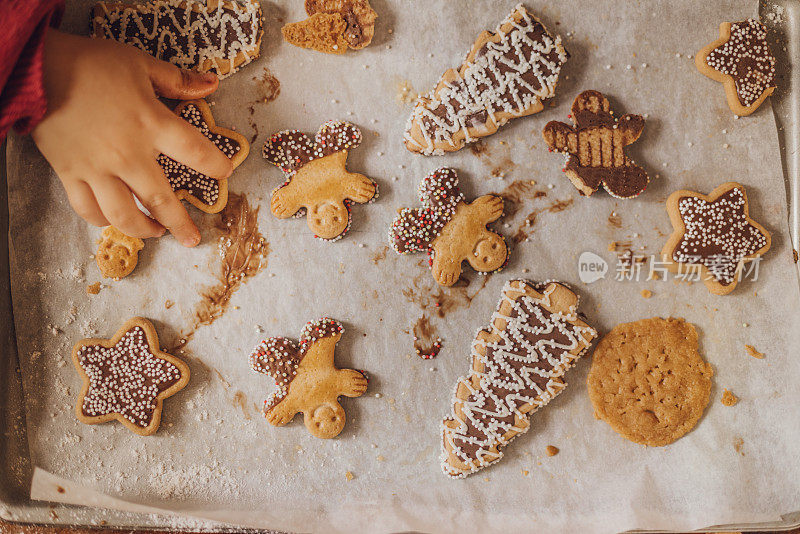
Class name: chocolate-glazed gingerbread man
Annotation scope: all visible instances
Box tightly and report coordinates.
[263,121,377,241]
[250,318,368,439]
[543,90,649,199]
[389,168,508,287]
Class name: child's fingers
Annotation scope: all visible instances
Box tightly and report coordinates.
[154,109,234,180]
[64,180,110,227]
[90,177,165,239]
[147,59,219,100]
[126,161,200,248]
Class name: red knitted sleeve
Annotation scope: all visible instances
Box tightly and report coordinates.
[0,0,65,141]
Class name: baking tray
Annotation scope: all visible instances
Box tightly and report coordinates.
[1,0,799,530]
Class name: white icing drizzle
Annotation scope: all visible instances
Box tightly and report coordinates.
[442,281,596,478]
[404,4,568,155]
[92,0,262,79]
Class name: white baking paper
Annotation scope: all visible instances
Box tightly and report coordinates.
[7,0,800,532]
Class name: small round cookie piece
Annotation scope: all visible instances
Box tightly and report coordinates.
[587,317,713,446]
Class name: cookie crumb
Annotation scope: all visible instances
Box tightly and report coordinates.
[521,469,529,476]
[545,445,559,456]
[86,282,101,295]
[345,471,354,481]
[164,300,174,309]
[721,389,739,406]
[376,455,385,461]
[640,289,652,299]
[744,344,764,359]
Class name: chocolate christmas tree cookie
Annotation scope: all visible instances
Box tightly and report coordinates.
[441,280,597,478]
[72,317,190,436]
[404,5,568,155]
[696,19,776,116]
[91,0,264,79]
[662,182,771,295]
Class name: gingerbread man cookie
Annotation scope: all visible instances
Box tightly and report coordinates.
[250,318,368,439]
[91,0,264,79]
[263,120,377,241]
[389,168,507,287]
[96,226,144,279]
[159,99,249,214]
[662,182,771,295]
[441,280,597,478]
[282,0,377,54]
[404,5,568,155]
[695,19,776,116]
[543,90,649,199]
[72,317,190,436]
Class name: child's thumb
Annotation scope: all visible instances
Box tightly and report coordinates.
[149,60,219,99]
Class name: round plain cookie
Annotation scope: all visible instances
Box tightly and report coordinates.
[587,317,713,446]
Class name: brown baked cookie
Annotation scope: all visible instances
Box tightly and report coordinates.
[404,5,568,155]
[96,226,144,279]
[250,318,368,439]
[91,0,264,79]
[389,168,508,287]
[543,90,649,199]
[587,317,713,447]
[695,19,776,116]
[282,0,377,54]
[661,182,771,295]
[160,99,249,214]
[72,317,190,436]
[263,120,377,241]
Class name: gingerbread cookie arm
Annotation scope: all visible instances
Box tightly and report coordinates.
[431,250,464,287]
[467,195,504,224]
[336,368,369,397]
[270,181,307,219]
[542,121,577,153]
[265,395,301,426]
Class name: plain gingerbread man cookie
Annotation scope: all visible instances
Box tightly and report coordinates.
[263,121,377,241]
[389,168,508,287]
[250,318,368,439]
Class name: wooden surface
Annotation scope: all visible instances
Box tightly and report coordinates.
[0,522,799,534]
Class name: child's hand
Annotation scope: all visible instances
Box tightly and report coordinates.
[32,30,233,247]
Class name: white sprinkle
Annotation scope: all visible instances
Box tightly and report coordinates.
[687,142,693,147]
[374,393,382,398]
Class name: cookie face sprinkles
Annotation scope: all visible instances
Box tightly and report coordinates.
[662,182,771,295]
[441,281,597,478]
[404,4,568,155]
[72,318,190,436]
[159,100,249,214]
[696,19,776,116]
[91,0,264,79]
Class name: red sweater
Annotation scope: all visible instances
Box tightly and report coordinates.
[0,0,64,141]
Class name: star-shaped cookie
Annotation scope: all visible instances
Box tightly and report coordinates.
[72,317,190,435]
[158,99,250,213]
[695,19,777,116]
[662,182,771,295]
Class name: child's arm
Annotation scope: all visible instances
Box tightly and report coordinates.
[30,30,233,246]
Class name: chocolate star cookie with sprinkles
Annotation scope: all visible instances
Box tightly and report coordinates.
[72,317,190,435]
[696,19,777,116]
[389,168,508,287]
[662,182,771,295]
[263,120,377,241]
[250,318,368,439]
[159,99,249,213]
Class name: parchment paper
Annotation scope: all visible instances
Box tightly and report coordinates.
[7,0,800,532]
